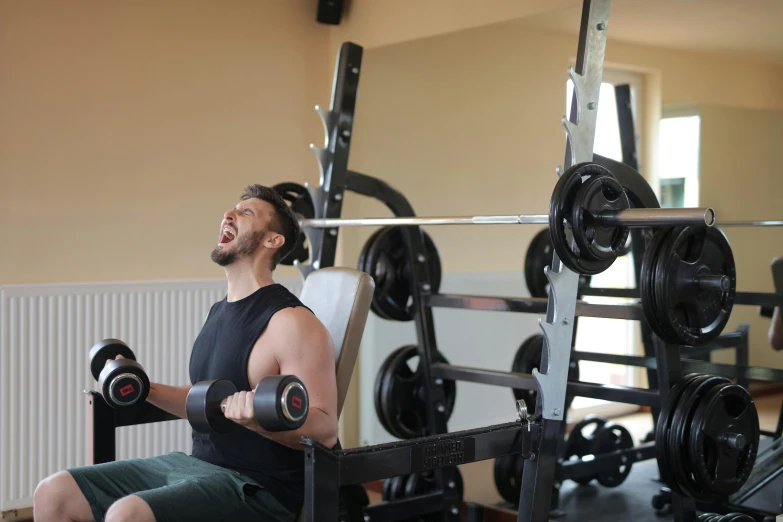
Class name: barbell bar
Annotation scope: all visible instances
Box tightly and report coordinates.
[717,220,783,227]
[299,207,715,229]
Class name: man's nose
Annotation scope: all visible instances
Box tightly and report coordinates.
[223,210,237,221]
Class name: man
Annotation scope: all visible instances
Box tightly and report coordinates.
[34,185,338,522]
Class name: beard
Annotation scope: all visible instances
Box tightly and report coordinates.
[210,229,267,267]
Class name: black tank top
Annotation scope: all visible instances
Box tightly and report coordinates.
[189,283,311,514]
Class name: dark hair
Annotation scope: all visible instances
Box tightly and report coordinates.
[240,184,300,269]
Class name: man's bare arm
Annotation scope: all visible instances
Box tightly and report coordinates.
[222,307,339,450]
[147,383,192,419]
[105,355,191,419]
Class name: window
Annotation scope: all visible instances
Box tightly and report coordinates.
[565,69,643,421]
[658,112,700,207]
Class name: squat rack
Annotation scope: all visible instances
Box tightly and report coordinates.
[295,2,783,522]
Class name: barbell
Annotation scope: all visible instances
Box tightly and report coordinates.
[283,162,781,277]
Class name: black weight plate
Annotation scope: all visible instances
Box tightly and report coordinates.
[364,226,442,322]
[358,228,394,321]
[653,228,686,343]
[688,382,759,498]
[525,229,554,298]
[666,375,729,499]
[564,416,607,485]
[273,182,315,266]
[338,484,369,522]
[403,469,463,522]
[640,228,674,341]
[403,468,464,499]
[659,227,737,346]
[524,228,592,298]
[510,335,579,415]
[374,345,407,435]
[593,423,634,487]
[549,162,630,275]
[570,172,630,265]
[493,453,524,506]
[655,373,701,490]
[89,339,136,382]
[379,345,456,439]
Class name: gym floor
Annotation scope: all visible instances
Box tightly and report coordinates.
[364,392,783,521]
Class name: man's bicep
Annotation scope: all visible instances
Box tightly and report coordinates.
[275,313,338,414]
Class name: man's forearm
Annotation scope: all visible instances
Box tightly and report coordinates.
[147,383,191,419]
[249,408,337,451]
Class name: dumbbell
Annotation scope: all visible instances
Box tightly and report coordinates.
[186,375,309,434]
[89,339,150,408]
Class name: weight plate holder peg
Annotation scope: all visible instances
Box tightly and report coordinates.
[273,182,315,266]
[358,225,442,322]
[524,228,591,298]
[374,345,456,439]
[549,162,631,276]
[510,334,579,415]
[641,225,736,347]
[656,373,759,500]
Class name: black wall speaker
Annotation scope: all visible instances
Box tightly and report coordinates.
[317,0,344,25]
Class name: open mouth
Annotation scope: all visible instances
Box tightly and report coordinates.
[218,226,236,245]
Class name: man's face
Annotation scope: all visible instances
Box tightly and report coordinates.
[210,198,278,267]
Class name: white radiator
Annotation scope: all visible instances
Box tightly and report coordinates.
[0,277,302,511]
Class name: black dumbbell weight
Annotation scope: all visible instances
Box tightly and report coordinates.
[187,375,309,434]
[253,375,309,431]
[89,339,150,408]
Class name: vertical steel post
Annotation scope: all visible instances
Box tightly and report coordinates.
[519,1,611,520]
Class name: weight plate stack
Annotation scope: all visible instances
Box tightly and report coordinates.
[511,334,579,415]
[358,226,442,322]
[273,182,315,266]
[656,374,759,501]
[374,345,456,439]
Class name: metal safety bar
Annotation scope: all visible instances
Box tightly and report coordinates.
[426,293,645,321]
[571,352,783,383]
[430,363,661,407]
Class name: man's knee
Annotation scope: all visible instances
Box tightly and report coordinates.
[106,495,155,522]
[34,471,73,510]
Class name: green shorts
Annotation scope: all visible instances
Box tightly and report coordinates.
[67,451,296,522]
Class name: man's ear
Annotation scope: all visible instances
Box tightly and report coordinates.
[267,232,285,250]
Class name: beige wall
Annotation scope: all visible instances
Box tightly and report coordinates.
[699,105,783,369]
[0,0,330,285]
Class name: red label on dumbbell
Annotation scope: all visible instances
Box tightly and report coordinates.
[113,376,142,405]
[285,386,307,420]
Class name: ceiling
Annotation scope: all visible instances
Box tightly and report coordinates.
[520,0,783,65]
